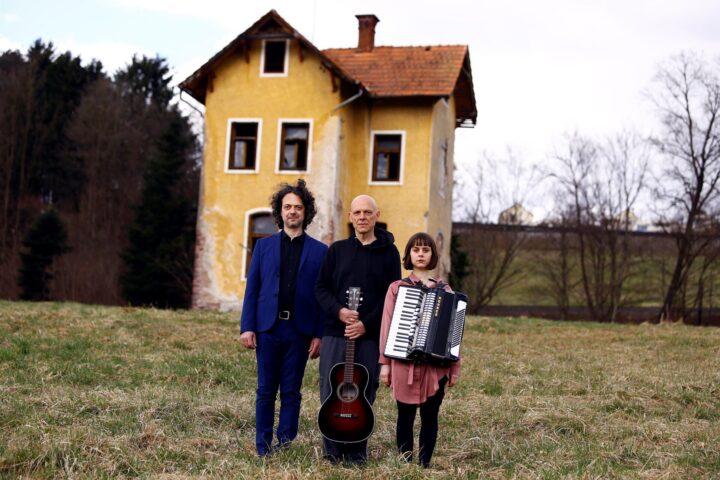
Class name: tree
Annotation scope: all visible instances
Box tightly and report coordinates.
[649,52,720,321]
[531,207,579,320]
[548,132,649,322]
[17,208,69,300]
[120,113,197,308]
[115,54,174,110]
[454,151,536,310]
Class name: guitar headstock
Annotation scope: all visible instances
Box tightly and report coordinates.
[346,287,362,311]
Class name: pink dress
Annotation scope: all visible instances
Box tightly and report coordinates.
[378,273,461,404]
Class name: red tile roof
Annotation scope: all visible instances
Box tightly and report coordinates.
[323,45,468,98]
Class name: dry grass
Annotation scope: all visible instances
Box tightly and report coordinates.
[1,301,719,479]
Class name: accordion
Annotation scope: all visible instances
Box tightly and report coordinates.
[383,284,468,365]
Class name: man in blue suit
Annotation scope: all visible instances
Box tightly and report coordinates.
[240,179,328,456]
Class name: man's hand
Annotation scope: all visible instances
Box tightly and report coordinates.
[240,331,256,349]
[449,374,460,387]
[309,337,321,359]
[344,320,366,339]
[380,364,391,387]
[338,307,359,325]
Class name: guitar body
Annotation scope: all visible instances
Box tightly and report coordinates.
[318,361,375,443]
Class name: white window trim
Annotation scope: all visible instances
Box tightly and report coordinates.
[224,118,262,174]
[275,118,313,174]
[242,207,274,281]
[260,39,289,78]
[368,130,406,186]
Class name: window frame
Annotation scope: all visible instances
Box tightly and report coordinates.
[368,130,406,186]
[275,119,313,174]
[242,208,275,280]
[260,39,289,77]
[225,118,262,174]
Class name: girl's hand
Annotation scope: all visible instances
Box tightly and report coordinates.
[380,364,391,387]
[449,374,459,387]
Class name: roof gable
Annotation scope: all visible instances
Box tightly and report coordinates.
[179,10,357,103]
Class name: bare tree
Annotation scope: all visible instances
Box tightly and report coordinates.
[531,204,579,320]
[454,150,537,311]
[549,132,649,322]
[649,52,720,321]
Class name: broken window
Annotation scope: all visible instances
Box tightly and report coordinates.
[263,40,287,75]
[246,212,275,277]
[372,133,403,182]
[228,121,259,171]
[279,122,310,171]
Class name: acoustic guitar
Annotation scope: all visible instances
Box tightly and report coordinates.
[317,287,375,443]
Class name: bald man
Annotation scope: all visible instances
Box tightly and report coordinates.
[315,195,401,464]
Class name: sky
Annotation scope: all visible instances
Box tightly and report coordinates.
[2,0,720,219]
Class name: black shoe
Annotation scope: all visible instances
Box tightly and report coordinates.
[323,454,342,464]
[271,441,291,453]
[343,454,367,466]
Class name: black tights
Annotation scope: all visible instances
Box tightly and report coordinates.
[395,376,447,467]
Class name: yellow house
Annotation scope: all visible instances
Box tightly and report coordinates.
[180,10,477,310]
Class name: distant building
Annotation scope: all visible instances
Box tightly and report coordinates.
[180,10,477,309]
[498,203,534,225]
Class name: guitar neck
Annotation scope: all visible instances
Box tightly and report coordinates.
[344,286,361,384]
[344,337,356,383]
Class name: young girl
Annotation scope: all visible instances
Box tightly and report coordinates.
[379,232,461,468]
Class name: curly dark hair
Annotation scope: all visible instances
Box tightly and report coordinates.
[270,179,317,230]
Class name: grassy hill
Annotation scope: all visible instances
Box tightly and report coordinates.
[1,301,718,479]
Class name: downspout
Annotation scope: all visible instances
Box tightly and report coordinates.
[332,88,364,112]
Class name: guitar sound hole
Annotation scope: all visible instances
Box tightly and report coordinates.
[337,382,359,402]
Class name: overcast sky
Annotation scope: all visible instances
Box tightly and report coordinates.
[3,0,720,219]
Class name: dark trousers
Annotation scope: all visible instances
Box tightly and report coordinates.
[319,335,380,462]
[255,319,311,455]
[396,376,448,467]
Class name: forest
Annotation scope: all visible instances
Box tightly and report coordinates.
[0,41,199,308]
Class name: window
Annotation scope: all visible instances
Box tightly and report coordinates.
[277,121,311,172]
[261,40,288,76]
[225,119,261,173]
[370,132,405,183]
[244,212,276,278]
[227,121,259,171]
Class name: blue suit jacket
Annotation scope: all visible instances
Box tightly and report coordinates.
[240,232,328,338]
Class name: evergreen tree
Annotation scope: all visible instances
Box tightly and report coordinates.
[17,209,69,300]
[120,113,196,308]
[449,233,470,292]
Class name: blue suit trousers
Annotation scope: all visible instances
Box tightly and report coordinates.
[255,319,311,455]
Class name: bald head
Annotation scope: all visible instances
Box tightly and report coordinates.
[350,194,378,213]
[349,194,380,237]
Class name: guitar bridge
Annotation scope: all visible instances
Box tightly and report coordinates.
[334,413,357,419]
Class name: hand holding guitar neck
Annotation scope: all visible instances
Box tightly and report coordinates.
[338,307,359,324]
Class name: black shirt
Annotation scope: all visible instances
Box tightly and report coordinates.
[279,231,305,315]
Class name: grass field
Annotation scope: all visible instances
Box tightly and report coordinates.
[1,301,719,479]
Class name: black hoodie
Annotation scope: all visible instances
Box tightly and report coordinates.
[315,227,401,340]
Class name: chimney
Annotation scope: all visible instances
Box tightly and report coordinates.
[356,14,379,52]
